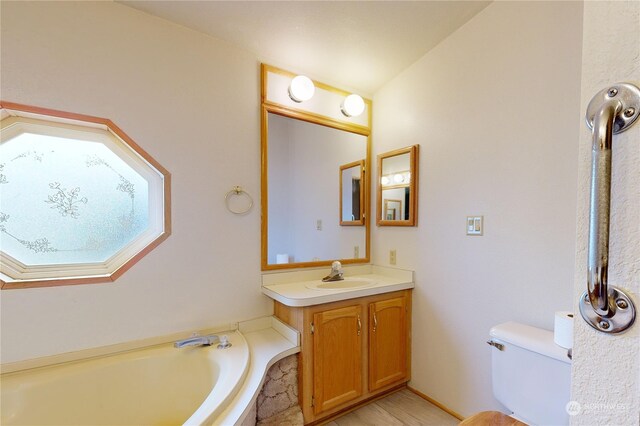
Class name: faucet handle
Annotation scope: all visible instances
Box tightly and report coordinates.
[322,261,344,282]
[217,335,232,349]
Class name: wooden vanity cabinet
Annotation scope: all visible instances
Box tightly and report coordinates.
[312,304,363,414]
[369,296,408,391]
[274,290,411,425]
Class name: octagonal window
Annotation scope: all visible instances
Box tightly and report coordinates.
[0,103,170,288]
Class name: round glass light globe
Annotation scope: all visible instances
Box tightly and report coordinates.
[381,176,390,185]
[393,173,405,183]
[341,94,365,117]
[288,75,315,103]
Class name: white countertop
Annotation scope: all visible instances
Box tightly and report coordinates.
[261,265,414,307]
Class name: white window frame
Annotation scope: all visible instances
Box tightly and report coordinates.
[0,102,171,289]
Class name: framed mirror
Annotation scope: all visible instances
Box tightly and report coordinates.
[377,145,419,226]
[340,160,365,226]
[261,64,371,270]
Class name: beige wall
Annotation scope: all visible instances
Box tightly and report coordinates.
[571,2,640,424]
[0,1,272,363]
[372,1,583,416]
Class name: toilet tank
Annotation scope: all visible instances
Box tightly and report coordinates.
[490,322,571,425]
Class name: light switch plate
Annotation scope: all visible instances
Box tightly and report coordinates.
[466,216,483,236]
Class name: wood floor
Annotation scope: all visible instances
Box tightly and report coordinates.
[325,389,460,426]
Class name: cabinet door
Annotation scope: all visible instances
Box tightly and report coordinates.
[369,296,407,391]
[313,304,363,414]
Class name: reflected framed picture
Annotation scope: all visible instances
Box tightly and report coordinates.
[384,199,401,221]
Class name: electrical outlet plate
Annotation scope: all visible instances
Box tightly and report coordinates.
[466,216,483,236]
[390,249,397,265]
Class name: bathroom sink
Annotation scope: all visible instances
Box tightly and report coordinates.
[306,278,376,290]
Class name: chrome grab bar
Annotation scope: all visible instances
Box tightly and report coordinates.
[587,98,619,317]
[578,83,638,334]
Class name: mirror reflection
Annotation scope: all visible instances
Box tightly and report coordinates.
[340,160,364,225]
[384,198,402,221]
[377,145,419,226]
[267,113,367,265]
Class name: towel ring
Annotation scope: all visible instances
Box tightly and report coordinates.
[225,186,253,215]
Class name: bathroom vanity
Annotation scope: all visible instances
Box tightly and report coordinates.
[259,65,414,424]
[262,267,413,424]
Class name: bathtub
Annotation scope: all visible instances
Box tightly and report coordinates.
[0,331,249,426]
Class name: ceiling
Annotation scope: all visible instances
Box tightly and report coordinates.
[118,1,491,96]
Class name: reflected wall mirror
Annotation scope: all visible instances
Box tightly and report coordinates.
[377,145,419,226]
[340,160,364,226]
[261,64,372,270]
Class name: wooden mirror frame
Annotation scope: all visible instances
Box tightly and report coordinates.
[261,64,372,270]
[340,160,365,226]
[376,145,419,226]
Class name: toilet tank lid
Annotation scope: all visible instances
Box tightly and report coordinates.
[490,322,571,364]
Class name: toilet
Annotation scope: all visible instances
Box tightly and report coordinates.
[464,321,572,425]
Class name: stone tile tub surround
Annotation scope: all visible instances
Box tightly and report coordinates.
[257,406,303,426]
[256,355,300,422]
[214,317,300,425]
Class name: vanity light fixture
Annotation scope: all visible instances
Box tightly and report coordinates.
[341,94,365,117]
[381,171,410,187]
[288,75,315,103]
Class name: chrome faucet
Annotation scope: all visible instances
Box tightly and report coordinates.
[322,261,344,282]
[174,334,219,348]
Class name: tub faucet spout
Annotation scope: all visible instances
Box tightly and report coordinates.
[174,335,219,348]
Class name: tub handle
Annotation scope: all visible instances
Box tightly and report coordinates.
[578,83,638,334]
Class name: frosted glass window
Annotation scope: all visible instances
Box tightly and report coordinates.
[0,105,170,288]
[1,133,149,264]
